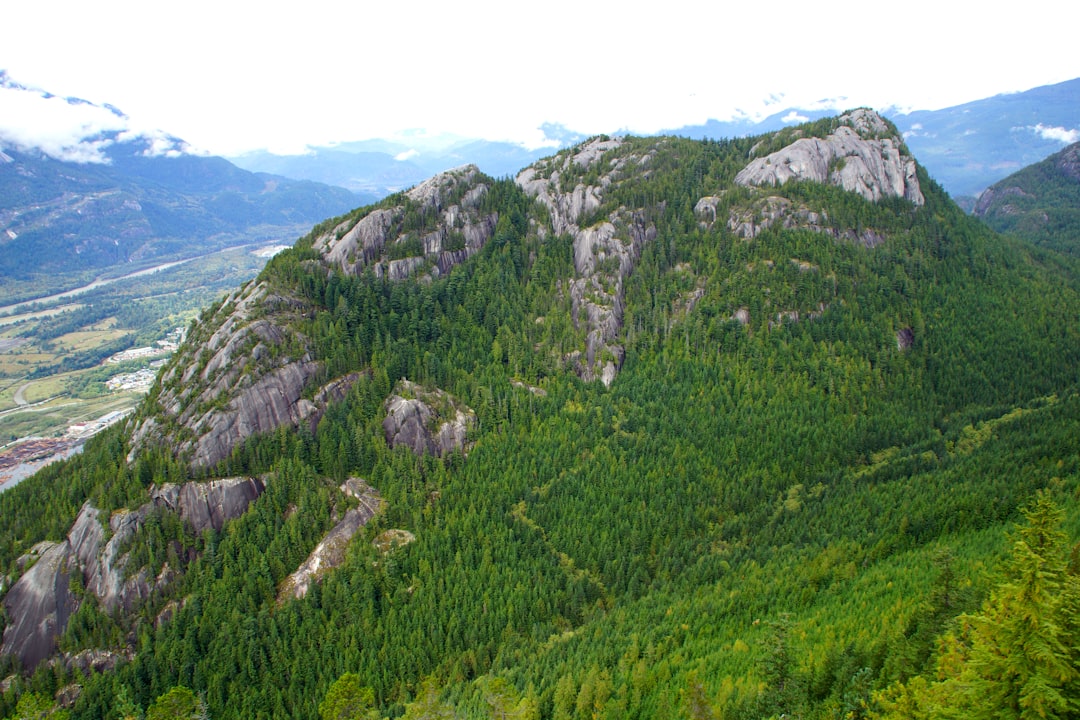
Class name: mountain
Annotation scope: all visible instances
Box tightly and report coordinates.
[888,77,1080,199]
[229,132,584,198]
[971,142,1080,254]
[2,111,1080,719]
[229,78,1080,209]
[0,138,360,291]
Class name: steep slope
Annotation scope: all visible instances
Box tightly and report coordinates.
[973,141,1080,254]
[2,111,1080,719]
[128,165,497,470]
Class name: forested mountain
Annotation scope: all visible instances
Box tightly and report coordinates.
[972,142,1080,254]
[0,137,359,299]
[1,110,1079,720]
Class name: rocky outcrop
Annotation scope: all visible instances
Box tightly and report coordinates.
[129,168,495,473]
[312,166,498,281]
[516,138,657,385]
[721,195,886,247]
[153,476,266,534]
[0,541,79,671]
[383,381,475,457]
[128,281,369,470]
[279,479,382,601]
[896,327,915,351]
[61,648,134,676]
[735,109,924,206]
[127,281,333,470]
[0,476,266,671]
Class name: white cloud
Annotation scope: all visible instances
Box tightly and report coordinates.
[394,149,420,162]
[782,111,809,124]
[1030,123,1079,144]
[0,82,130,162]
[2,0,1079,156]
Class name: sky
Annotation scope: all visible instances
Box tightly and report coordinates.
[2,0,1079,160]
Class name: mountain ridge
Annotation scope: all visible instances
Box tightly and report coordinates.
[1,109,1079,718]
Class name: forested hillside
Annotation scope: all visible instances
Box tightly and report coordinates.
[973,142,1080,255]
[1,111,1079,719]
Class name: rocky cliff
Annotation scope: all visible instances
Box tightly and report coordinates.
[735,109,924,206]
[129,166,498,472]
[516,138,657,385]
[311,165,497,281]
[0,476,266,671]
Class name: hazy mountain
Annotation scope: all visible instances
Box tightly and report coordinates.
[972,141,1080,254]
[0,138,359,287]
[889,77,1080,199]
[228,78,1080,209]
[229,126,587,197]
[0,78,362,299]
[3,111,1079,719]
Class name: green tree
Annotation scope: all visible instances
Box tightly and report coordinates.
[319,674,379,720]
[874,493,1080,720]
[113,686,143,720]
[401,677,457,720]
[954,492,1080,719]
[145,687,205,720]
[6,693,68,720]
[478,677,537,720]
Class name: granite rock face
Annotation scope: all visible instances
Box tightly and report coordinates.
[383,380,475,458]
[0,476,266,671]
[0,541,78,671]
[128,281,366,470]
[516,138,658,385]
[175,476,266,534]
[312,165,498,281]
[129,168,496,473]
[735,109,924,206]
[279,479,382,601]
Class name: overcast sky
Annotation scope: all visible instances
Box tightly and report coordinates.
[2,0,1079,159]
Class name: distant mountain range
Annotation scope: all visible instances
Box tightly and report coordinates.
[228,125,587,197]
[0,136,359,285]
[889,78,1080,199]
[229,78,1080,203]
[2,76,1075,302]
[972,141,1080,254]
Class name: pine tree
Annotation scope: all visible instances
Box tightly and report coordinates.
[956,492,1080,719]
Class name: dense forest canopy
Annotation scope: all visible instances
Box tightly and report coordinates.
[1,114,1079,719]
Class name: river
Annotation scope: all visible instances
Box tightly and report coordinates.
[0,242,270,317]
